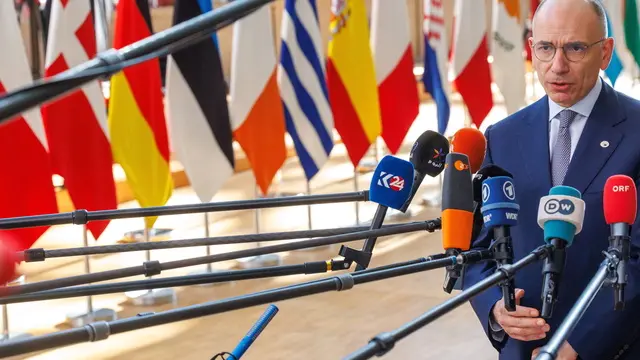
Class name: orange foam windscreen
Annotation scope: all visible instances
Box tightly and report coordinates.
[450,127,487,173]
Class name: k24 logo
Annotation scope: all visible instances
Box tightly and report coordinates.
[378,172,405,191]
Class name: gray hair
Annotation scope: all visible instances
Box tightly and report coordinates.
[534,0,608,38]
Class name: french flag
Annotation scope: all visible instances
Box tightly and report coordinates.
[422,0,451,135]
[451,0,494,129]
[371,0,420,154]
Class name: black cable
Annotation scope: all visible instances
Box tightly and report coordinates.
[0,220,440,297]
[0,191,368,230]
[20,222,407,262]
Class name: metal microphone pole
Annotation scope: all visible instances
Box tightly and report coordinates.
[343,244,553,360]
[535,256,617,360]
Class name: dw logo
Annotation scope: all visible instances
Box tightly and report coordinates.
[544,198,575,215]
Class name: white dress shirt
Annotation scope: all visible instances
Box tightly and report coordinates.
[547,78,603,160]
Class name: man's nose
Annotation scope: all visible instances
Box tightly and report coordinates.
[551,49,570,74]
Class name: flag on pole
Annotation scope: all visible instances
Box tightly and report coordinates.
[327,0,382,167]
[230,4,287,196]
[42,0,117,239]
[422,0,451,134]
[278,0,334,180]
[624,0,640,68]
[166,0,234,203]
[604,9,624,85]
[109,0,173,228]
[604,0,638,77]
[491,0,526,114]
[371,0,419,154]
[451,0,494,128]
[0,0,58,251]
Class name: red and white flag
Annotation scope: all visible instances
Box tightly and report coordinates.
[370,0,420,154]
[451,0,494,128]
[0,0,58,250]
[42,0,117,240]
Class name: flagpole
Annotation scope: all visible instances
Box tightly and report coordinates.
[65,225,117,327]
[236,184,282,269]
[0,276,30,342]
[125,223,177,306]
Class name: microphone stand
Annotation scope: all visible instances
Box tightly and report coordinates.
[536,226,630,360]
[0,221,438,298]
[492,226,516,311]
[0,256,466,358]
[535,252,619,360]
[343,244,553,360]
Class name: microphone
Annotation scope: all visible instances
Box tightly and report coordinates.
[441,152,474,292]
[227,304,279,359]
[481,176,519,311]
[450,127,487,174]
[470,165,514,243]
[399,130,450,212]
[349,155,415,270]
[0,233,19,285]
[537,186,585,319]
[603,175,637,310]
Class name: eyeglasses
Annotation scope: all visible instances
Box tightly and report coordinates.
[531,39,605,62]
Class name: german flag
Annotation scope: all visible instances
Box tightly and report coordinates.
[108,0,173,228]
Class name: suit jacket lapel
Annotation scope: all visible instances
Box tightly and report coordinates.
[519,97,551,190]
[562,80,626,194]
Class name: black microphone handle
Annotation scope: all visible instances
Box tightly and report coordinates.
[608,224,630,310]
[355,205,388,271]
[540,238,567,319]
[399,171,427,213]
[494,226,516,311]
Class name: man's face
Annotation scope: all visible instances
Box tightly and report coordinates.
[529,4,614,107]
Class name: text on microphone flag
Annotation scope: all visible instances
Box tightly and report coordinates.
[369,155,415,210]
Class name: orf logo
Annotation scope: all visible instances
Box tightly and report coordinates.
[544,198,575,215]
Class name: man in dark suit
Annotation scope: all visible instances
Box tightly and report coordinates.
[463,0,640,359]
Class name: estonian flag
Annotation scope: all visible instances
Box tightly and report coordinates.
[166,0,235,203]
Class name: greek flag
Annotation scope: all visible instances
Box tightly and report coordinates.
[277,0,334,180]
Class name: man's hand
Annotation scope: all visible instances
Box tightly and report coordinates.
[492,288,550,341]
[531,341,578,360]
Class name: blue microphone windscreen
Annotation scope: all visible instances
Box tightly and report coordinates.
[480,176,519,228]
[539,185,584,245]
[369,155,415,210]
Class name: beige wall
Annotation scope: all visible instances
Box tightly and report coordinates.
[19,0,534,82]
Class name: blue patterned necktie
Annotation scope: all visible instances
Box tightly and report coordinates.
[551,109,578,186]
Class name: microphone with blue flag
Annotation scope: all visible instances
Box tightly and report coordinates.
[536,186,585,319]
[481,176,519,311]
[346,155,415,271]
[221,304,279,359]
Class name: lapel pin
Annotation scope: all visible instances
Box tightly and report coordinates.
[600,141,610,148]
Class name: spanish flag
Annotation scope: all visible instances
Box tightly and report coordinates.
[108,0,173,228]
[327,0,382,167]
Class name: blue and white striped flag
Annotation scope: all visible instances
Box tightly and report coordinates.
[277,0,334,181]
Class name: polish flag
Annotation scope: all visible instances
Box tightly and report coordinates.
[42,0,117,240]
[451,0,494,128]
[370,0,420,154]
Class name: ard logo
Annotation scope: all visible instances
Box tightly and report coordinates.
[329,0,351,36]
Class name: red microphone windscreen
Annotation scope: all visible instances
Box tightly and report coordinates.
[604,175,637,225]
[450,127,486,173]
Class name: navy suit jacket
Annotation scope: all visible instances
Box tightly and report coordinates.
[463,80,640,360]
